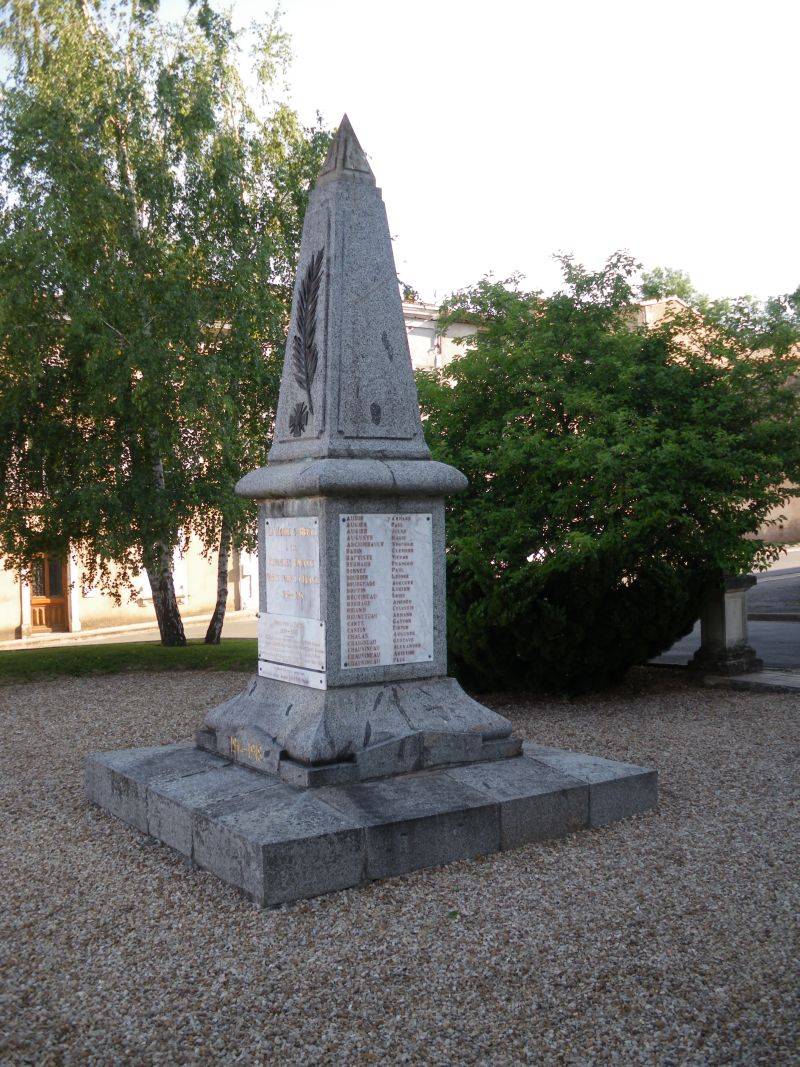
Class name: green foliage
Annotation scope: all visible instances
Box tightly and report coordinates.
[0,638,257,681]
[641,266,800,354]
[697,289,800,356]
[640,266,695,302]
[0,0,330,597]
[418,254,800,693]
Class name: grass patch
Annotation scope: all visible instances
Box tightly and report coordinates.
[0,638,258,682]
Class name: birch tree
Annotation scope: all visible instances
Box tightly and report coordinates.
[0,0,328,644]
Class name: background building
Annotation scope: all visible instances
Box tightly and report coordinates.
[0,541,258,643]
[402,299,477,371]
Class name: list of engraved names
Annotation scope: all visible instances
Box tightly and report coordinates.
[340,513,433,669]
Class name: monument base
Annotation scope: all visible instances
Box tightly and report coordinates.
[85,742,657,907]
[201,674,518,781]
[689,646,763,675]
[197,725,522,788]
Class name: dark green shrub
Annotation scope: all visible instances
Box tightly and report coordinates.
[417,254,800,692]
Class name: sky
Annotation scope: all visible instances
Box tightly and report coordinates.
[208,0,797,303]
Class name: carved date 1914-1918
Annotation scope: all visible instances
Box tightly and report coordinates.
[230,736,264,763]
[288,247,324,437]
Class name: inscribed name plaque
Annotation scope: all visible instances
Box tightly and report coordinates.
[259,517,326,689]
[340,513,433,669]
[258,616,325,672]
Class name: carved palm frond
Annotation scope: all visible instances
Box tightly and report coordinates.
[288,401,309,438]
[292,248,324,416]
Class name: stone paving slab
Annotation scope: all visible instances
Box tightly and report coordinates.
[523,744,658,827]
[147,763,285,858]
[314,771,500,881]
[84,742,221,834]
[703,668,800,693]
[85,744,657,907]
[444,757,589,849]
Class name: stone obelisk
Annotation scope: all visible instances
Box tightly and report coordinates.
[199,115,517,782]
[86,117,657,907]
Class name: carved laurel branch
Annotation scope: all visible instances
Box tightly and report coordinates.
[291,248,324,430]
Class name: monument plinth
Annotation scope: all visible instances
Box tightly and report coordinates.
[86,117,657,906]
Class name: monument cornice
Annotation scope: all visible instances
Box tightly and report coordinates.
[236,458,468,500]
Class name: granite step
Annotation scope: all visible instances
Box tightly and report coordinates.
[85,743,657,907]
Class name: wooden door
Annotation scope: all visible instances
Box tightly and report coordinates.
[30,555,69,632]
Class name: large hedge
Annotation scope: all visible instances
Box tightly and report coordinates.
[417,255,800,693]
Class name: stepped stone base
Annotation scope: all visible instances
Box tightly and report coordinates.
[85,742,657,907]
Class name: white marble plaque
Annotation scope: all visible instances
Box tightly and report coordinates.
[261,516,326,688]
[264,516,321,620]
[258,659,327,690]
[259,613,326,672]
[339,513,433,669]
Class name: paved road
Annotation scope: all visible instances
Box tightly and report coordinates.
[656,619,800,670]
[88,612,259,645]
[1,611,260,650]
[748,546,800,615]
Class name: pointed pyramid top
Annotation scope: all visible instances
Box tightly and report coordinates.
[252,106,438,469]
[319,114,374,181]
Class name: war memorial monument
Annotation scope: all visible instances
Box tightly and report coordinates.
[86,118,657,906]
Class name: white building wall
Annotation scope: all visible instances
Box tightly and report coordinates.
[403,301,476,371]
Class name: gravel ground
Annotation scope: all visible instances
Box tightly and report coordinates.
[1,668,797,1065]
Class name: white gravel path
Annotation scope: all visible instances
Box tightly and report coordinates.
[1,668,797,1064]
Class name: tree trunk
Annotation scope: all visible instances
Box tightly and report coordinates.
[204,520,230,644]
[146,540,186,647]
[110,75,185,649]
